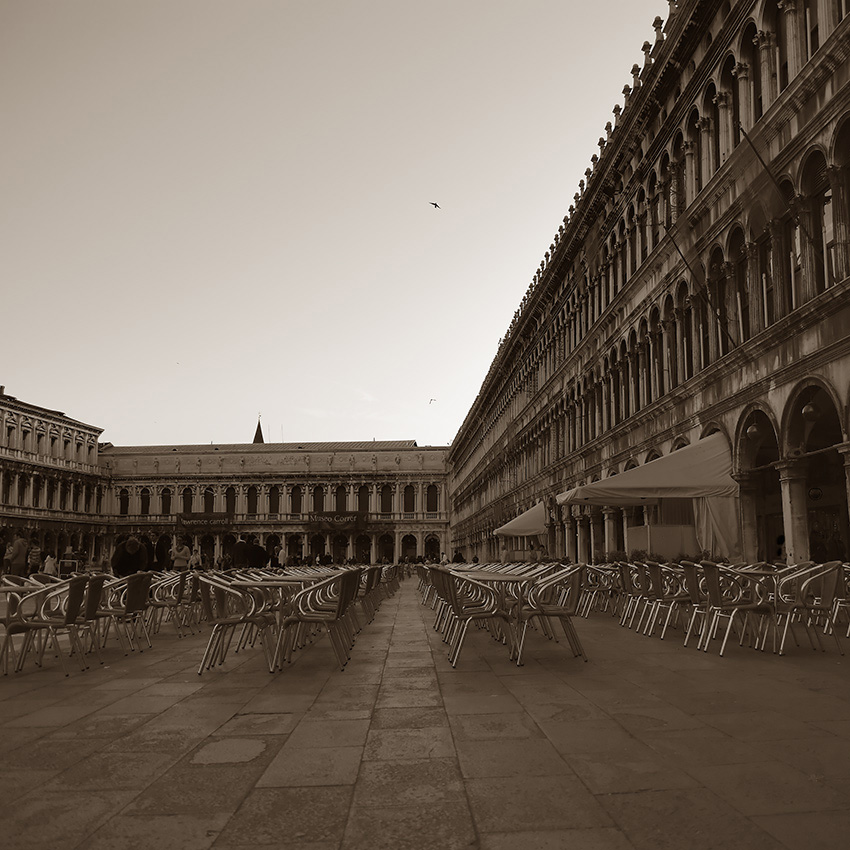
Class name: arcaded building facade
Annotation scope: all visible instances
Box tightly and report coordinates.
[0,390,449,564]
[448,0,850,565]
[100,441,449,565]
[0,389,108,560]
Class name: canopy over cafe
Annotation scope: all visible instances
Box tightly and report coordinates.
[495,435,742,563]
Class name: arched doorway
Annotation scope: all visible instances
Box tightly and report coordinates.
[783,384,849,562]
[401,534,417,560]
[265,534,281,560]
[309,534,325,560]
[737,409,782,561]
[287,534,302,562]
[222,533,237,563]
[378,533,394,563]
[200,534,215,566]
[355,534,371,563]
[424,534,440,561]
[332,534,348,563]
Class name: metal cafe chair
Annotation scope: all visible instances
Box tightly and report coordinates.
[514,564,588,666]
[13,575,89,675]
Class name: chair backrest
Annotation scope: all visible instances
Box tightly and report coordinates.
[58,575,89,625]
[124,572,154,614]
[83,574,109,620]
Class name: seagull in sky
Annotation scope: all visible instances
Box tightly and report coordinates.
[430,202,440,209]
[429,399,437,404]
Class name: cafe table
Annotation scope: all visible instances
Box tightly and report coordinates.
[448,569,542,664]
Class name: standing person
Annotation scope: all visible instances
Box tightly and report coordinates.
[26,539,42,575]
[170,537,191,570]
[2,538,13,575]
[188,547,202,570]
[247,536,268,568]
[232,534,249,568]
[111,535,149,578]
[8,530,29,577]
[42,551,58,576]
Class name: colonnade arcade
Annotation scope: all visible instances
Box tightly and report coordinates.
[115,480,442,518]
[499,375,850,567]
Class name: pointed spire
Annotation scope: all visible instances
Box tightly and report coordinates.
[253,416,264,444]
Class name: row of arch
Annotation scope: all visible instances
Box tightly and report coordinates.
[118,482,442,517]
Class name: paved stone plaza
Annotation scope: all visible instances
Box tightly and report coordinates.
[2,577,850,850]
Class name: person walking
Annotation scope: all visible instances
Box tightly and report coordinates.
[232,535,250,568]
[8,530,29,577]
[170,537,191,570]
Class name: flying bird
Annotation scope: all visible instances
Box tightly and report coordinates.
[429,399,437,404]
[430,202,440,209]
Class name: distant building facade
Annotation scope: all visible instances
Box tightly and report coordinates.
[447,0,850,565]
[100,441,448,565]
[0,393,449,565]
[0,389,108,560]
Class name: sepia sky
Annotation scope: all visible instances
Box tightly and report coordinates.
[2,0,666,448]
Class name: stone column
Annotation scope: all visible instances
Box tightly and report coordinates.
[755,30,777,108]
[733,62,751,134]
[733,472,762,563]
[603,508,619,556]
[745,241,764,335]
[565,514,578,562]
[714,92,732,166]
[683,140,697,207]
[795,195,820,301]
[698,118,714,184]
[778,0,802,82]
[577,513,590,563]
[776,459,810,563]
[590,509,604,563]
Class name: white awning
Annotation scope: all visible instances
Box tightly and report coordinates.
[493,501,547,536]
[556,433,737,506]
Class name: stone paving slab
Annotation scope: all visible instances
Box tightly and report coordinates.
[1,575,850,849]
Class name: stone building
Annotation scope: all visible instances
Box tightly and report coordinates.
[0,388,108,562]
[447,0,850,566]
[100,440,449,565]
[0,393,449,566]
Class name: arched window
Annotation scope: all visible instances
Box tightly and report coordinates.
[290,485,302,515]
[686,109,702,201]
[358,485,370,513]
[312,485,324,513]
[247,486,258,515]
[380,485,393,514]
[709,248,732,356]
[140,488,151,515]
[801,0,820,61]
[182,487,193,514]
[720,55,740,152]
[119,488,129,516]
[741,22,762,124]
[161,488,172,515]
[703,84,720,175]
[765,0,790,91]
[268,485,280,515]
[729,227,751,342]
[647,172,660,249]
[204,487,215,513]
[777,178,802,310]
[32,475,42,508]
[335,485,347,513]
[801,150,834,294]
[426,484,439,512]
[403,484,415,512]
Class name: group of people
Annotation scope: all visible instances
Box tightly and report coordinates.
[1,529,74,577]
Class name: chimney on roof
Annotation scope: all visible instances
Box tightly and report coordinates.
[253,418,264,444]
